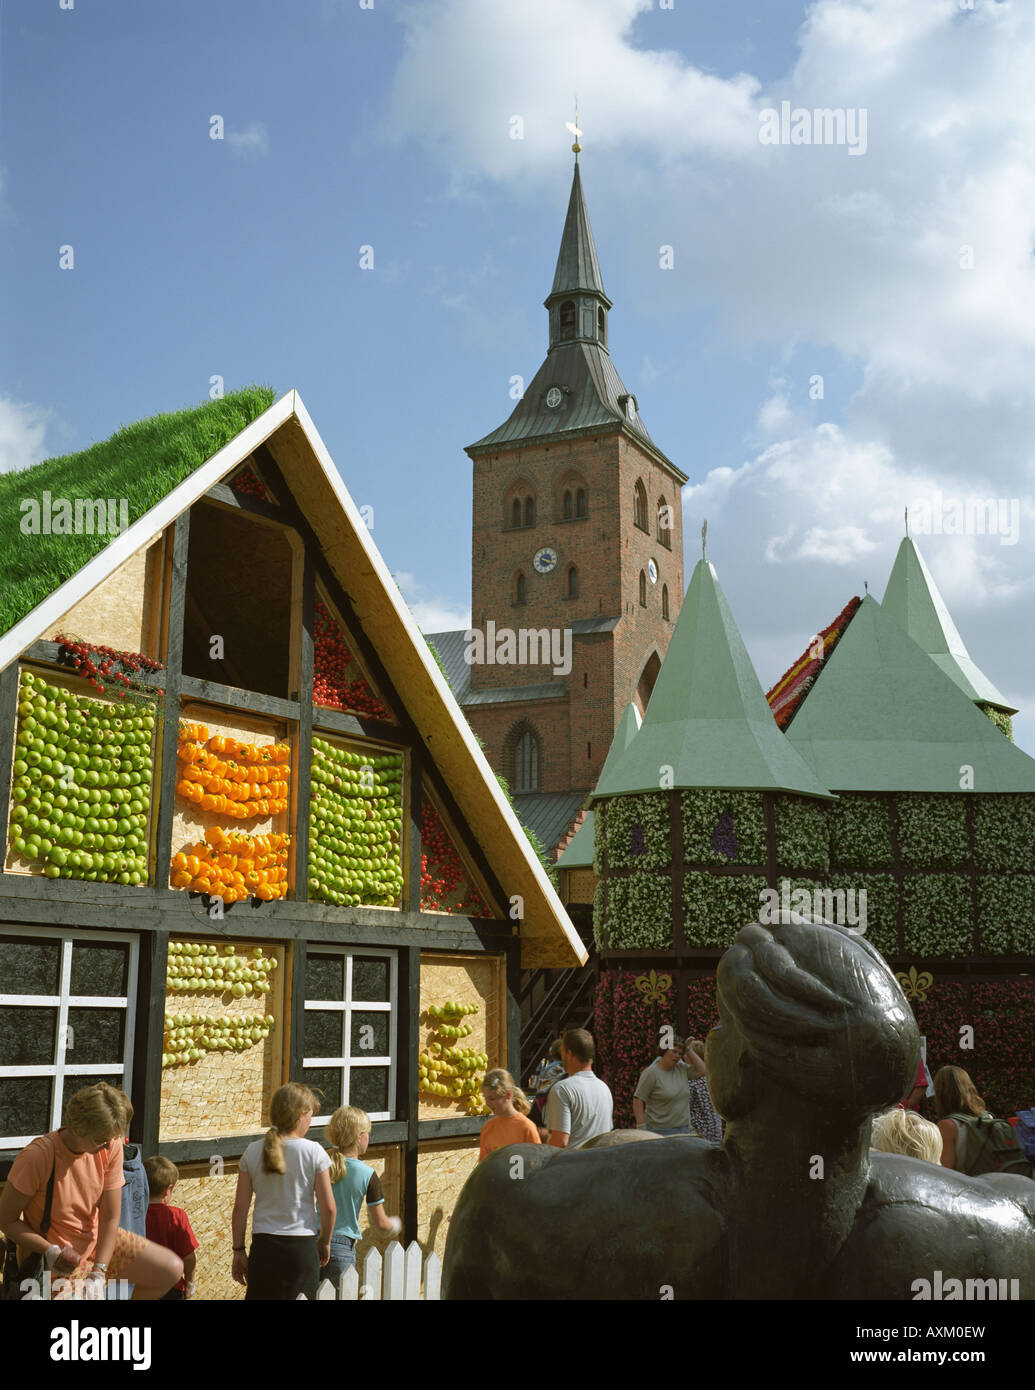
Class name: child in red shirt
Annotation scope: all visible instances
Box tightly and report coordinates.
[143,1156,199,1300]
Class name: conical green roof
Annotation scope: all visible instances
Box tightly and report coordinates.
[589,561,834,801]
[555,810,594,868]
[882,538,1015,713]
[786,595,1035,791]
[547,162,608,302]
[557,702,643,867]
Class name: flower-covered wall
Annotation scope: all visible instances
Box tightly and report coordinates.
[591,788,1035,1124]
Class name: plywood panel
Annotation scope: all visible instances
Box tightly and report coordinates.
[43,538,164,659]
[170,702,292,893]
[418,953,504,1121]
[158,939,287,1142]
[415,1138,480,1263]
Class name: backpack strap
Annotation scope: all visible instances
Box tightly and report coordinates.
[38,1137,57,1240]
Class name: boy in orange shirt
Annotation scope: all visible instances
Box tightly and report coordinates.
[478,1069,541,1161]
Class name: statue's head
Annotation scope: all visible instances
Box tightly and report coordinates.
[709,912,918,1126]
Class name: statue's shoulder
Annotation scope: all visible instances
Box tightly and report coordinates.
[830,1153,1035,1297]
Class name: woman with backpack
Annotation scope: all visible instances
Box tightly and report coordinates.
[933,1065,1032,1179]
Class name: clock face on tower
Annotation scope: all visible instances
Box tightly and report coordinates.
[648,558,658,584]
[533,547,557,574]
[545,386,563,408]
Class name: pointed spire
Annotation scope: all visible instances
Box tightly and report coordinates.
[786,596,1035,789]
[548,162,607,301]
[589,559,834,800]
[881,537,1015,712]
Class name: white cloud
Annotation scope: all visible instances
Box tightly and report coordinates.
[0,397,51,474]
[227,123,270,158]
[393,570,470,633]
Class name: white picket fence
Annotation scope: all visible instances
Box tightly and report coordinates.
[297,1240,441,1301]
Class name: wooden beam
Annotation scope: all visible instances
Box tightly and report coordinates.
[292,540,315,903]
[289,937,307,1080]
[416,1117,487,1141]
[178,676,299,722]
[153,513,190,893]
[203,481,283,524]
[312,708,411,744]
[506,941,522,1078]
[134,931,168,1154]
[0,661,20,867]
[403,945,420,1245]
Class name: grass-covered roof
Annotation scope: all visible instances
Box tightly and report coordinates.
[0,385,276,638]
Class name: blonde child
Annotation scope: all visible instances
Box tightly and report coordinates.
[232,1082,335,1301]
[143,1155,199,1300]
[323,1106,401,1287]
[479,1069,541,1161]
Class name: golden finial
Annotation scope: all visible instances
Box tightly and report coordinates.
[701,519,708,562]
[566,99,582,159]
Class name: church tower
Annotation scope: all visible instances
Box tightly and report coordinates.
[438,150,686,827]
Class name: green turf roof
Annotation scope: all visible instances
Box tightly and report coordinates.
[881,537,1015,713]
[0,385,277,639]
[590,559,834,801]
[786,594,1035,791]
[555,809,594,868]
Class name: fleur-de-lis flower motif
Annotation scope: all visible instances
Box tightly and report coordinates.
[895,965,933,1002]
[634,969,672,1003]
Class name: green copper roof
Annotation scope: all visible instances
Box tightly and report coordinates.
[556,810,595,868]
[786,595,1035,791]
[589,560,835,801]
[882,537,1015,713]
[558,703,641,867]
[548,163,608,303]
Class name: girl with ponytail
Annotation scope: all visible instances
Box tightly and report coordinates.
[231,1083,335,1300]
[478,1069,541,1161]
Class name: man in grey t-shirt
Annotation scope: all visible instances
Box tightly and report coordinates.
[545,1029,613,1149]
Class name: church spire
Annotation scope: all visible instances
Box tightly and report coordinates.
[544,136,612,353]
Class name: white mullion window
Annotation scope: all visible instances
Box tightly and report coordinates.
[0,926,138,1149]
[302,947,397,1124]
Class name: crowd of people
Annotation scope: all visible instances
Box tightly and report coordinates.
[2,1047,1029,1301]
[0,1080,401,1302]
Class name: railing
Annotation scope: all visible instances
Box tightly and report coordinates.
[520,962,596,1082]
[297,1240,441,1301]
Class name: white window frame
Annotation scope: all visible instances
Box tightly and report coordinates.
[303,947,397,1124]
[0,925,139,1149]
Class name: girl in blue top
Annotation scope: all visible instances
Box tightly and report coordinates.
[322,1107,401,1291]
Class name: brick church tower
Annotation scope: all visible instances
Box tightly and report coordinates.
[428,154,686,856]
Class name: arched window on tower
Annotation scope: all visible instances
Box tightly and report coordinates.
[639,570,647,607]
[634,480,648,533]
[657,496,672,549]
[563,489,573,520]
[560,300,576,342]
[662,584,669,620]
[524,496,535,528]
[515,572,526,605]
[511,497,522,528]
[514,728,540,792]
[575,487,586,517]
[598,306,606,345]
[567,565,578,599]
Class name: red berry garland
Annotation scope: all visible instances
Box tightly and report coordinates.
[419,799,490,915]
[230,468,268,499]
[56,636,164,704]
[312,599,392,720]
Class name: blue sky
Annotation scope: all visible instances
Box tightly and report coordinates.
[3,0,1034,753]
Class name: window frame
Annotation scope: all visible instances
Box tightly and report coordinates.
[302,946,398,1125]
[634,481,648,533]
[0,925,139,1149]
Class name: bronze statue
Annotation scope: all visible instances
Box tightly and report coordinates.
[443,914,1035,1299]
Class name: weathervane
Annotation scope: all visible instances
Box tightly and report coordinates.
[905,505,909,538]
[702,519,708,562]
[566,99,582,160]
